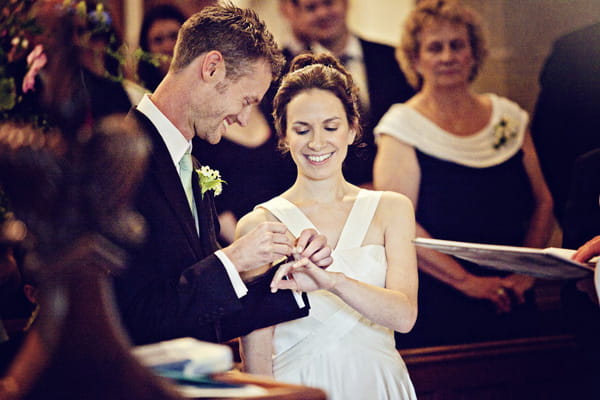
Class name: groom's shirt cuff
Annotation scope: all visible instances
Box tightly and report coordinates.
[215,250,248,298]
[214,250,306,308]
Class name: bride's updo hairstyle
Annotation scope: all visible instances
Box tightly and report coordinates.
[272,53,362,151]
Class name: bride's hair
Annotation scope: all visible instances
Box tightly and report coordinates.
[272,53,362,151]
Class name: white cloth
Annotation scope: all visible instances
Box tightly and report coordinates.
[374,93,529,168]
[257,189,416,400]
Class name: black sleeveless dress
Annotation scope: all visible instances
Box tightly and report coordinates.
[400,150,539,348]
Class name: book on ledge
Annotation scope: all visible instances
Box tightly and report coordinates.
[132,337,269,398]
[413,238,596,280]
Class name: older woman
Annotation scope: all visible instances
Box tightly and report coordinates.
[374,0,553,347]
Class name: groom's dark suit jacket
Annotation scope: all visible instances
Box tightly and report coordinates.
[113,109,309,345]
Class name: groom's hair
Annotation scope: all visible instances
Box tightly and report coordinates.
[170,3,284,82]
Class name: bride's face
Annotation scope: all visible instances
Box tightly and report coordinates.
[284,88,355,180]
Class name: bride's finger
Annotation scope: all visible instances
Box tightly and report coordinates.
[274,277,298,291]
[289,257,311,271]
[270,261,295,293]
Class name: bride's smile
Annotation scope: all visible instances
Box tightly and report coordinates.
[285,88,355,179]
[306,152,334,164]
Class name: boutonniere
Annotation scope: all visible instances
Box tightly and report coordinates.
[196,166,226,199]
[492,117,519,150]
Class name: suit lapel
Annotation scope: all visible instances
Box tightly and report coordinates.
[130,109,204,256]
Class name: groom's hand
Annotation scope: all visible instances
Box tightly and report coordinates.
[222,221,294,272]
[295,229,333,269]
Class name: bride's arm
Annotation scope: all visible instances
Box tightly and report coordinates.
[271,193,419,333]
[241,326,274,376]
[334,192,418,333]
[235,209,276,375]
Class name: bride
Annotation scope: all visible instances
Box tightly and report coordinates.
[236,53,418,400]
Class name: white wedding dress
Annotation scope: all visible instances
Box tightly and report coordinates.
[258,189,417,400]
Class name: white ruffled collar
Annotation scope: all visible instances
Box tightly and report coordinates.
[376,93,528,168]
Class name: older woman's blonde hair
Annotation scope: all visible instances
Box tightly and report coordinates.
[397,0,488,90]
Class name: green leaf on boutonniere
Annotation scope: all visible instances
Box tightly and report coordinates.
[196,166,226,199]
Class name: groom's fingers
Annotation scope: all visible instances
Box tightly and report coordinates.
[295,228,318,251]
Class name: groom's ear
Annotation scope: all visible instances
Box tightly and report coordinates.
[200,50,226,82]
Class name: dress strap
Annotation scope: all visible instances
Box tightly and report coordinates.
[336,190,382,250]
[256,197,318,238]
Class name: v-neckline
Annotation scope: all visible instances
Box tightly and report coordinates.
[278,189,365,251]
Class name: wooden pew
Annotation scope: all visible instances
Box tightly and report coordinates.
[400,334,581,400]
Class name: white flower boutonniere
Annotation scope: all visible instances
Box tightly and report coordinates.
[492,117,519,150]
[196,166,226,199]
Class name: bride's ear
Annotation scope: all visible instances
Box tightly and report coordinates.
[347,120,359,145]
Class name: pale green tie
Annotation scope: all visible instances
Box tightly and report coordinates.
[179,150,198,232]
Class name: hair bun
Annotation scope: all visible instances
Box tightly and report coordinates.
[289,53,344,74]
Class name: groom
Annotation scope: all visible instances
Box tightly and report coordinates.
[115,4,332,345]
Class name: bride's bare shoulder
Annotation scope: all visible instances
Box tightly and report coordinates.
[236,206,280,237]
[377,191,415,218]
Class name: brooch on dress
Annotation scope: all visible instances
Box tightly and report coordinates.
[492,117,519,150]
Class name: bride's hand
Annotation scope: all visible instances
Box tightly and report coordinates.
[270,257,336,293]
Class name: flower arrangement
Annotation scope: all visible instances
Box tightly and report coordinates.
[0,0,42,223]
[0,1,128,123]
[196,166,226,199]
[0,0,43,123]
[492,117,519,150]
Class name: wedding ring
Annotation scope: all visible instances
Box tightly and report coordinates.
[497,287,506,296]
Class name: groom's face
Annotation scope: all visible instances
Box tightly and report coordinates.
[193,59,272,144]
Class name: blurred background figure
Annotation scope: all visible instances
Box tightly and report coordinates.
[560,146,600,397]
[0,254,38,376]
[531,22,600,230]
[530,21,600,399]
[15,0,134,136]
[136,4,186,91]
[171,0,217,17]
[279,0,415,187]
[278,0,314,58]
[71,0,135,119]
[374,0,553,348]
